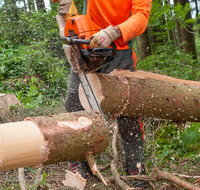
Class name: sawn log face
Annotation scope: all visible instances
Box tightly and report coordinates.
[79,70,200,122]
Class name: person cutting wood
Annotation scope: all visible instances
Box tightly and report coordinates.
[54,0,152,188]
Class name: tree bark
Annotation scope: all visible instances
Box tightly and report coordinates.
[138,27,151,60]
[0,110,109,172]
[79,70,200,122]
[178,0,197,59]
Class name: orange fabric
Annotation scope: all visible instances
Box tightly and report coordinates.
[138,118,144,141]
[85,0,152,49]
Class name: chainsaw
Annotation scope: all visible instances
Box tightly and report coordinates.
[61,15,116,117]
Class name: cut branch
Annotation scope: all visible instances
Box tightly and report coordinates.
[79,70,200,122]
[173,173,200,179]
[110,126,132,190]
[86,154,107,185]
[0,110,109,172]
[154,167,200,190]
[18,168,27,190]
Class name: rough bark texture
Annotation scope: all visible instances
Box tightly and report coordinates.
[26,110,109,165]
[79,70,200,122]
[0,110,109,172]
[138,28,151,60]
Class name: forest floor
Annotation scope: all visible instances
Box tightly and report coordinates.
[0,106,200,190]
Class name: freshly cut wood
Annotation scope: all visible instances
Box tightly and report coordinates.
[0,110,109,172]
[0,93,22,118]
[79,70,200,122]
[62,171,87,190]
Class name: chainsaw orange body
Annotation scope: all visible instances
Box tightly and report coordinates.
[64,15,97,42]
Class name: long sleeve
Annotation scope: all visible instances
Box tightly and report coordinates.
[117,0,152,43]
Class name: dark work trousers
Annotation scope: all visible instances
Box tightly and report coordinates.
[64,49,145,174]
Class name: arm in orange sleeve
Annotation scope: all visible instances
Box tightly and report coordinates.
[117,0,152,43]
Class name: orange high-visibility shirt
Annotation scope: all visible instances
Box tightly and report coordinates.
[84,0,152,50]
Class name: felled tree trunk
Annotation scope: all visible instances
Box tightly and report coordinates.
[0,110,109,172]
[79,70,200,122]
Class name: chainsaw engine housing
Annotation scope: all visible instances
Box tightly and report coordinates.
[65,15,97,40]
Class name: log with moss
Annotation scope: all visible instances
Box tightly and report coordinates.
[79,70,200,122]
[0,110,109,172]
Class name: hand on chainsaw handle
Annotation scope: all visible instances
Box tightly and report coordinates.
[89,25,122,49]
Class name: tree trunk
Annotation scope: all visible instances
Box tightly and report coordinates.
[178,0,197,59]
[36,0,45,11]
[138,27,151,60]
[79,70,200,122]
[0,110,109,172]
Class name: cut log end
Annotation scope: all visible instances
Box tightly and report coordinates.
[0,121,47,172]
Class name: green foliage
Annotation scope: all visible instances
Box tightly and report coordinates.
[148,0,198,50]
[0,39,69,108]
[137,43,200,81]
[0,1,70,109]
[180,124,200,147]
[153,122,200,163]
[74,0,84,13]
[40,172,48,186]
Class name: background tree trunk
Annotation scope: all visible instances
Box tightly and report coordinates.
[178,0,197,59]
[79,70,200,122]
[138,27,151,60]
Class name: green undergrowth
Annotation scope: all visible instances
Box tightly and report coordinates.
[137,43,200,81]
[0,39,70,110]
[144,118,200,176]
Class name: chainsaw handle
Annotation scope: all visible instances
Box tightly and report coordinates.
[61,37,91,44]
